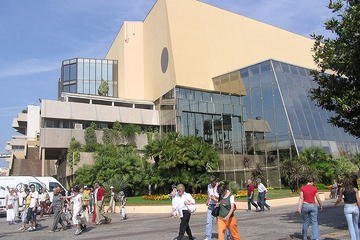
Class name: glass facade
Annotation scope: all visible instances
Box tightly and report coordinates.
[157,60,360,188]
[60,58,118,97]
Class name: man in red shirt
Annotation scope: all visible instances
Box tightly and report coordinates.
[94,183,111,225]
[247,179,258,211]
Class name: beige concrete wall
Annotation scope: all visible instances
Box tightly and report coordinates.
[165,0,316,97]
[143,0,177,101]
[106,22,145,101]
[106,25,126,98]
[106,0,317,102]
[41,100,159,126]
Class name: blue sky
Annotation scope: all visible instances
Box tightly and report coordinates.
[0,0,333,152]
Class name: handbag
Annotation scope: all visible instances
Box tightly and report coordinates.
[211,206,220,217]
[186,204,197,213]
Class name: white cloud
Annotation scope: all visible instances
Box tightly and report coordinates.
[0,58,58,79]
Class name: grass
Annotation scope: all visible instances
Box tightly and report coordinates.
[127,189,299,206]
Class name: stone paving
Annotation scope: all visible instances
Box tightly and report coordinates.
[0,200,352,240]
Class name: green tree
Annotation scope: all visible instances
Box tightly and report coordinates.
[280,157,313,192]
[84,122,98,152]
[144,132,219,193]
[67,137,81,168]
[74,144,146,196]
[299,147,333,184]
[310,0,360,137]
[121,124,141,138]
[332,157,358,179]
[98,81,109,96]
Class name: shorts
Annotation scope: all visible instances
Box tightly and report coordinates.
[27,208,37,222]
[72,209,85,225]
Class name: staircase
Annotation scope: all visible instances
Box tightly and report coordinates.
[10,147,42,176]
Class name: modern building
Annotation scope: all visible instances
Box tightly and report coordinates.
[6,0,360,187]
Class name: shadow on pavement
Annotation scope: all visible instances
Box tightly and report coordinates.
[279,204,348,240]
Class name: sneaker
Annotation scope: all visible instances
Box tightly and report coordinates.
[74,229,82,235]
[17,226,25,231]
[28,227,36,232]
[48,230,55,233]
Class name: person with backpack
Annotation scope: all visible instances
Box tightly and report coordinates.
[171,184,196,240]
[216,182,241,240]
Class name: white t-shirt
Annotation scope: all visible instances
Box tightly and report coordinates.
[72,194,82,215]
[258,183,267,193]
[29,191,39,208]
[40,192,48,202]
[229,195,235,204]
[207,184,219,205]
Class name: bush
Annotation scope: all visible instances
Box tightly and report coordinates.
[314,183,327,190]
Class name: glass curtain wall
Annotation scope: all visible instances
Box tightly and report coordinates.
[239,61,295,187]
[271,60,360,155]
[174,87,245,186]
[60,58,118,97]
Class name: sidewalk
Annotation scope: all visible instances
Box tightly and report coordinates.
[108,192,328,214]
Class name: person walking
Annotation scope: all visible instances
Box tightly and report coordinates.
[107,186,116,214]
[247,179,258,211]
[256,179,270,211]
[216,182,241,240]
[39,188,50,218]
[71,186,87,235]
[119,191,127,220]
[5,188,16,225]
[297,177,323,240]
[14,188,20,220]
[18,189,30,231]
[205,175,219,240]
[27,184,39,231]
[49,187,66,232]
[94,183,111,224]
[172,184,196,240]
[335,176,360,240]
[82,187,91,223]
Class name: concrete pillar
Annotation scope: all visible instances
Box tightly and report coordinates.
[41,148,45,176]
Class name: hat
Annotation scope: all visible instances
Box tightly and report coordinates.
[110,186,114,189]
[84,185,87,188]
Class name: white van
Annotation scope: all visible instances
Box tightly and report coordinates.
[0,176,65,214]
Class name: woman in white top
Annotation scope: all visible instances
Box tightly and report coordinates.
[71,186,86,236]
[5,188,16,224]
[171,184,195,240]
[39,188,50,218]
[107,186,116,214]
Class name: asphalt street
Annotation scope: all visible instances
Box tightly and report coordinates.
[0,200,352,240]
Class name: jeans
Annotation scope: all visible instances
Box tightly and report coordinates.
[247,194,258,210]
[205,205,216,239]
[257,192,265,211]
[302,203,320,240]
[178,210,193,240]
[344,204,360,240]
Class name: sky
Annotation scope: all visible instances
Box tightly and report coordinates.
[0,0,334,152]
